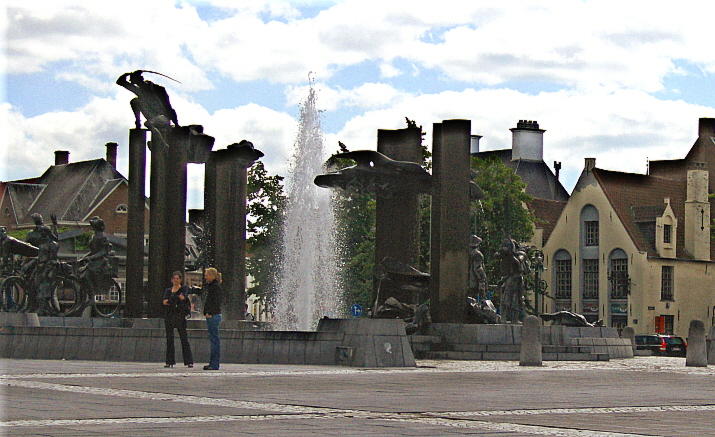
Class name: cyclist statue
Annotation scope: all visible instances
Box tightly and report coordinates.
[22,214,60,315]
[79,216,114,298]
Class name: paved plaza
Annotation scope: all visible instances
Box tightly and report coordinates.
[1,357,714,436]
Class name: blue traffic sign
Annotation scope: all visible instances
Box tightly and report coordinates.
[350,304,363,317]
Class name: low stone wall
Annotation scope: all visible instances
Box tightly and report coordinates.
[572,337,634,359]
[0,318,415,368]
[427,323,619,346]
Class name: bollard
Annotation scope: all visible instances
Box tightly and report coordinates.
[520,315,542,366]
[708,326,715,366]
[622,326,636,355]
[686,320,707,367]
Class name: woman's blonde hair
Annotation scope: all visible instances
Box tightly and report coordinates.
[204,267,222,284]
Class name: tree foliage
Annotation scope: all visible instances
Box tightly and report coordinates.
[470,155,535,284]
[246,161,286,299]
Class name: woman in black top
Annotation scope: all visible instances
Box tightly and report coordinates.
[162,271,193,368]
[202,267,222,370]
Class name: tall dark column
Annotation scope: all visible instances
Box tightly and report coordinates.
[430,119,471,323]
[165,128,190,285]
[204,144,260,320]
[147,135,170,317]
[125,128,146,317]
[374,127,423,305]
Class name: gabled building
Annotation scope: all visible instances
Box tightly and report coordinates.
[542,118,715,336]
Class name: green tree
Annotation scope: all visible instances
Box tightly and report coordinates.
[246,161,286,301]
[470,155,536,285]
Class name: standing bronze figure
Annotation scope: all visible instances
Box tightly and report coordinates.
[496,238,529,323]
[79,216,115,297]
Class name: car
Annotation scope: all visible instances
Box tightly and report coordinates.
[635,334,687,357]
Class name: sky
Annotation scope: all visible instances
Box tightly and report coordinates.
[3,0,715,209]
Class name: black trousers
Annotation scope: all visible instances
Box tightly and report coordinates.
[164,315,193,365]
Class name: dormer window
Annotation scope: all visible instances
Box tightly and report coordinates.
[663,224,672,244]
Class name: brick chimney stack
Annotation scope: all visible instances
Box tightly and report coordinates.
[698,118,715,138]
[54,150,69,165]
[106,142,118,168]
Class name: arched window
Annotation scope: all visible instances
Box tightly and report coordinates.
[115,204,128,213]
[609,249,629,299]
[581,205,599,247]
[553,250,572,299]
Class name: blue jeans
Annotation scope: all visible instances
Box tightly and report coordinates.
[206,314,221,369]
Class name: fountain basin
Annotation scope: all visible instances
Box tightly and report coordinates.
[0,318,415,367]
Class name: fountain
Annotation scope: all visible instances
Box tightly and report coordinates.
[274,82,344,330]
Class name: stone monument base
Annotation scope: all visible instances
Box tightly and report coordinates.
[410,323,633,361]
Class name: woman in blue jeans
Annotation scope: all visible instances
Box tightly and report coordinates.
[202,267,222,370]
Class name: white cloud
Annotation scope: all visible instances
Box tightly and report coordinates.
[8,0,715,93]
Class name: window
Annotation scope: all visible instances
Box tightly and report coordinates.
[663,224,672,244]
[585,221,599,246]
[661,266,674,301]
[609,250,629,299]
[115,204,128,213]
[555,260,572,299]
[663,315,674,335]
[582,259,599,299]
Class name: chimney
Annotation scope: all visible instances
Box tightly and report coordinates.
[54,150,69,165]
[470,135,482,154]
[684,164,710,260]
[698,118,715,138]
[554,161,562,180]
[584,157,596,172]
[510,120,545,161]
[105,142,118,168]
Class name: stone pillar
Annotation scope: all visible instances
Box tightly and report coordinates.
[429,119,471,323]
[125,128,147,317]
[164,128,190,285]
[622,326,636,355]
[686,319,707,367]
[520,315,542,366]
[708,326,715,365]
[204,144,260,320]
[374,127,423,305]
[147,134,170,317]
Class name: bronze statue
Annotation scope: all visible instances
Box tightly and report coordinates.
[314,150,431,195]
[116,70,179,149]
[496,237,529,323]
[79,216,115,297]
[540,311,603,327]
[23,214,59,315]
[468,235,487,299]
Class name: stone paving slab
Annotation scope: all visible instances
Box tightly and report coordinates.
[2,357,715,436]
